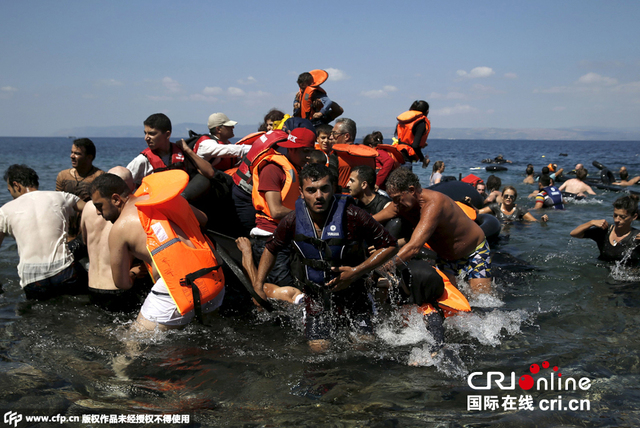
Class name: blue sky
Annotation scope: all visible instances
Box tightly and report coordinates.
[1,0,639,136]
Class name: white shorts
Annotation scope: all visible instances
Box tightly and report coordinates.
[140,277,225,326]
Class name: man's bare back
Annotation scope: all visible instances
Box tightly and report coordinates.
[81,200,117,290]
[558,178,595,196]
[399,189,485,261]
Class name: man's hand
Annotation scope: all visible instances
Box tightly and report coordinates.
[422,157,430,169]
[327,266,359,292]
[176,138,190,152]
[235,237,253,255]
[591,219,608,230]
[129,264,148,281]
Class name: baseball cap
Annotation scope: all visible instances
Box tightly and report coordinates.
[207,113,237,129]
[278,127,316,149]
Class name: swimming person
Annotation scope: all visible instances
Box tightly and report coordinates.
[558,168,596,197]
[613,167,640,187]
[533,175,564,210]
[1,165,86,300]
[479,186,548,222]
[570,194,640,264]
[90,171,225,331]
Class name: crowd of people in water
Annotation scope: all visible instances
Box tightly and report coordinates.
[1,69,638,354]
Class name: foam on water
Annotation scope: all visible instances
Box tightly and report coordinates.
[445,309,530,347]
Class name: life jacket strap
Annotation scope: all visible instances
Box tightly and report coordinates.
[180,264,221,324]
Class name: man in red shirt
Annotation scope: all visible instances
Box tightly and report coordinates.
[250,127,315,286]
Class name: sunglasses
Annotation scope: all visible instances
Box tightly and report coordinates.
[503,194,516,200]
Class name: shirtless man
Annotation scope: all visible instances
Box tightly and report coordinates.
[558,168,596,197]
[385,168,492,294]
[81,167,144,311]
[613,167,640,187]
[90,171,224,330]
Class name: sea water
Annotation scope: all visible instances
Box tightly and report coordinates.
[0,137,639,427]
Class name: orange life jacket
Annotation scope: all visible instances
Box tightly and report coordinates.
[251,150,299,223]
[295,70,329,120]
[134,170,225,316]
[418,267,471,318]
[141,143,186,172]
[455,201,478,221]
[296,86,327,120]
[393,142,419,162]
[332,143,378,188]
[396,110,430,149]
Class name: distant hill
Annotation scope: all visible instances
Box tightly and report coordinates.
[54,124,640,141]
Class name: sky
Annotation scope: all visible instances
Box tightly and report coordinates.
[0,0,639,136]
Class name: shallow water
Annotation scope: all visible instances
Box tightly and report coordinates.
[1,137,640,427]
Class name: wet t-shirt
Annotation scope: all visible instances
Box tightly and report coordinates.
[583,225,640,264]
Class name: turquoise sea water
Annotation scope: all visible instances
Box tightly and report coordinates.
[0,137,640,427]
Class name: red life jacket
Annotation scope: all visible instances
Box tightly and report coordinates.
[141,143,186,172]
[232,131,289,193]
[376,144,405,167]
[461,174,484,187]
[192,135,238,172]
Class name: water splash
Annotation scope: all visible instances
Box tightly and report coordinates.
[610,246,640,282]
[445,309,529,347]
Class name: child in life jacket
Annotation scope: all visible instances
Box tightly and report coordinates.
[293,70,343,127]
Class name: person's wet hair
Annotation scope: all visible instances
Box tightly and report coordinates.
[352,165,376,188]
[300,163,337,188]
[386,167,421,194]
[526,165,534,175]
[576,168,588,180]
[539,174,552,187]
[620,169,629,181]
[486,175,501,191]
[90,173,131,198]
[502,185,518,200]
[143,113,172,133]
[73,138,96,158]
[4,164,39,188]
[613,194,639,216]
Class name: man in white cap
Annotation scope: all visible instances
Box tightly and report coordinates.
[191,113,250,171]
